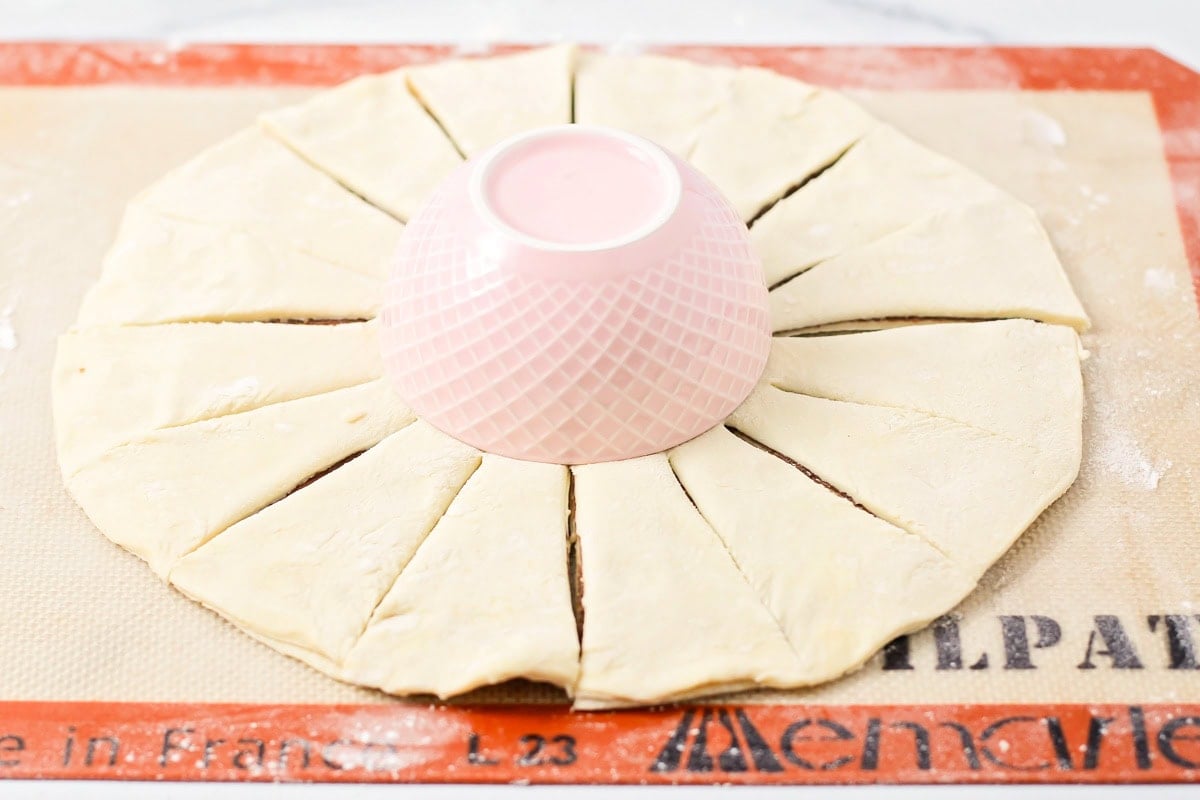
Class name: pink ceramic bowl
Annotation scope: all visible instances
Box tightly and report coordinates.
[381,125,770,464]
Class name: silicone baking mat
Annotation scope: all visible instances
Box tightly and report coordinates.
[0,43,1198,786]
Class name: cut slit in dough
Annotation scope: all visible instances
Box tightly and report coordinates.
[690,71,875,221]
[763,319,1084,450]
[133,127,402,278]
[343,455,579,698]
[66,380,414,577]
[572,454,802,708]
[727,383,1081,580]
[52,320,383,476]
[77,206,384,327]
[407,44,576,157]
[781,317,970,335]
[170,421,481,665]
[260,71,463,221]
[768,199,1091,333]
[669,426,974,684]
[751,125,1004,287]
[573,52,736,156]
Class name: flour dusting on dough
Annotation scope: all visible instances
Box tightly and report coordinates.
[211,376,261,404]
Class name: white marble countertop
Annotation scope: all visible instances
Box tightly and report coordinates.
[4,0,1200,70]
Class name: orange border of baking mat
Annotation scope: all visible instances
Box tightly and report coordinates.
[1,43,1199,786]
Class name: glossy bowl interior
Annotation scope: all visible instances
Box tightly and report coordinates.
[381,125,771,464]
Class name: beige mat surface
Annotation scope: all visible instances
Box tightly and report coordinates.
[0,84,1196,707]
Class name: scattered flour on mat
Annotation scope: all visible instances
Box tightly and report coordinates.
[452,39,497,56]
[0,291,19,377]
[3,189,31,209]
[1096,428,1171,490]
[1021,108,1067,148]
[607,36,649,56]
[0,317,15,351]
[1144,266,1178,293]
[1079,184,1111,211]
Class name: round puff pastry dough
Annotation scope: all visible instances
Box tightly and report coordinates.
[54,46,1088,707]
[260,73,463,221]
[407,43,577,157]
